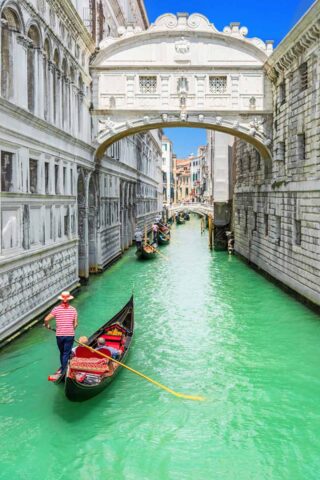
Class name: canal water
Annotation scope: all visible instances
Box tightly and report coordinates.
[1,216,320,480]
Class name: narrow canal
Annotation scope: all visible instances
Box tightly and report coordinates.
[1,216,320,480]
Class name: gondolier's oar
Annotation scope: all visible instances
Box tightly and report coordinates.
[45,327,204,401]
[150,244,169,260]
[74,339,205,402]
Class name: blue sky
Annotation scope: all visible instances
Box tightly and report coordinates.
[145,0,314,157]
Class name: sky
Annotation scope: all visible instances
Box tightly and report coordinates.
[145,0,315,157]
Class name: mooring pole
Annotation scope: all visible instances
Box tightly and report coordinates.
[208,215,213,250]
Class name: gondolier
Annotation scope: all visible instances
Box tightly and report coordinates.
[44,291,78,373]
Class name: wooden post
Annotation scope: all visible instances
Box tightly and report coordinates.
[208,215,213,250]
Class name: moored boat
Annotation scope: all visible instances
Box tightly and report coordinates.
[54,297,134,401]
[184,212,190,221]
[176,215,185,225]
[136,242,157,259]
[158,232,170,245]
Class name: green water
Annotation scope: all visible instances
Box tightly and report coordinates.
[1,217,320,480]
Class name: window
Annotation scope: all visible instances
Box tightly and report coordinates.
[295,220,301,246]
[275,216,281,245]
[64,207,69,236]
[276,141,286,162]
[248,154,251,172]
[139,76,157,94]
[298,62,308,92]
[244,210,248,233]
[1,151,13,192]
[70,169,73,195]
[253,212,257,233]
[45,162,49,194]
[63,167,67,194]
[264,214,269,236]
[29,159,38,193]
[255,151,261,170]
[278,81,286,104]
[237,209,240,225]
[209,76,227,94]
[297,134,305,160]
[54,164,59,194]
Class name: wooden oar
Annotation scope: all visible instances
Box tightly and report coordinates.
[150,244,169,260]
[74,339,204,401]
[45,327,204,401]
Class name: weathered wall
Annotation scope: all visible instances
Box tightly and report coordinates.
[234,7,320,306]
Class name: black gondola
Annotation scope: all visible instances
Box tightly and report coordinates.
[135,242,157,259]
[158,232,170,245]
[50,297,134,401]
[184,213,190,221]
[176,215,185,225]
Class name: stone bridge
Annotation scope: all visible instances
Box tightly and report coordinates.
[91,12,274,165]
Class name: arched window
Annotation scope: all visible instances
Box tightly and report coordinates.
[27,25,41,113]
[43,38,50,120]
[52,49,59,124]
[1,7,21,99]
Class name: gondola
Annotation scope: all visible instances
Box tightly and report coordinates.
[176,215,185,225]
[184,213,190,221]
[136,242,157,259]
[158,232,170,245]
[49,297,134,401]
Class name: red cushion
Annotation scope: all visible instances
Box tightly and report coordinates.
[74,346,93,358]
[101,335,122,342]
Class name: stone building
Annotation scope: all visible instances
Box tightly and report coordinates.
[175,158,191,202]
[161,134,174,205]
[0,0,162,343]
[233,1,320,306]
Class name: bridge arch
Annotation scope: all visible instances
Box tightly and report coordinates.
[91,12,274,164]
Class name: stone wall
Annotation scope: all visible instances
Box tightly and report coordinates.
[234,4,320,307]
[0,243,78,341]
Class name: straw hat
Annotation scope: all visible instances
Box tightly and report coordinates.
[58,291,74,301]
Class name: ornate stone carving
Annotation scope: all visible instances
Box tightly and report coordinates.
[37,0,46,15]
[175,37,190,55]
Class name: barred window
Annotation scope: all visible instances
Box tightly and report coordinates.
[209,76,227,94]
[276,141,286,162]
[299,62,308,91]
[278,81,286,104]
[297,133,305,160]
[295,220,301,246]
[139,76,157,94]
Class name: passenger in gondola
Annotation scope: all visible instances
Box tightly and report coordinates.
[96,337,121,359]
[134,227,143,250]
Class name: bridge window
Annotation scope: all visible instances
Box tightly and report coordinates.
[209,76,227,94]
[298,62,308,92]
[139,76,157,94]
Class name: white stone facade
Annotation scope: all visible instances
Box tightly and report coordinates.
[0,0,162,342]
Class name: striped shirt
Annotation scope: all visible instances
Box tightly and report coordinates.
[51,304,77,337]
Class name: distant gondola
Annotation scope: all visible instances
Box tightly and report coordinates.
[136,242,157,259]
[50,296,134,402]
[176,215,185,225]
[158,232,170,245]
[184,213,190,221]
